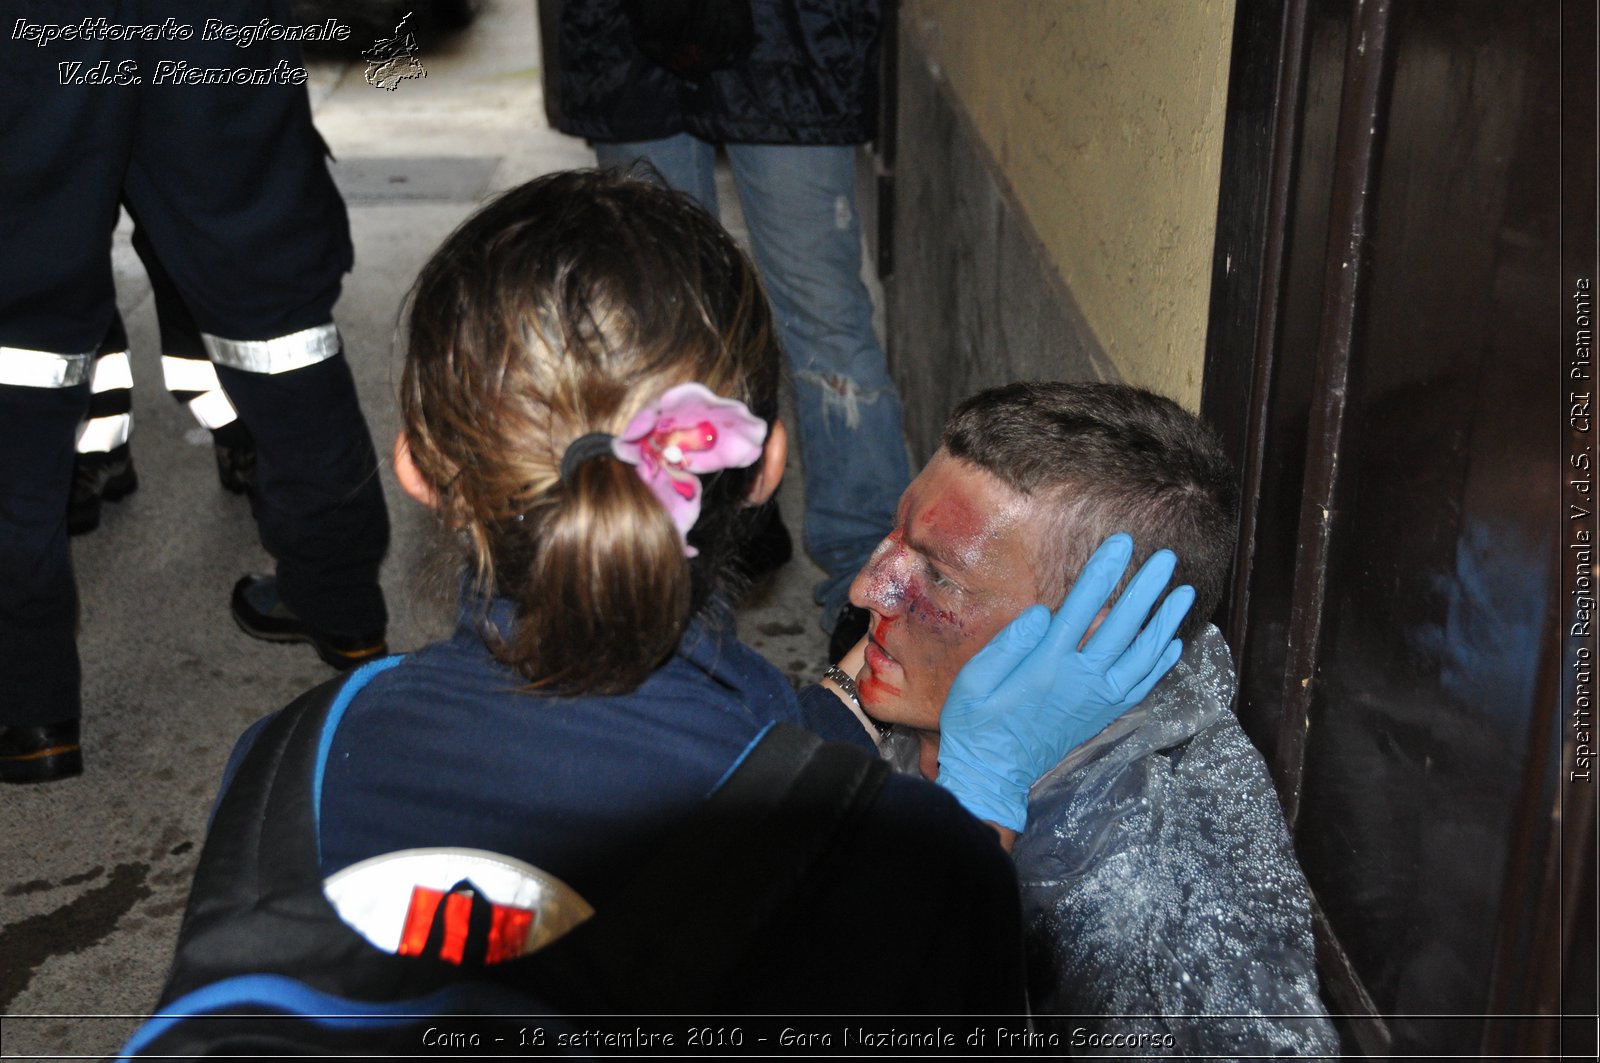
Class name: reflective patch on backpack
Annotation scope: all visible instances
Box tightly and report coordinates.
[323,847,594,962]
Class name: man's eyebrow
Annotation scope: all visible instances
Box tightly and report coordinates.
[903,520,966,571]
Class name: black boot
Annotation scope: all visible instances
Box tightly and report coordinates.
[0,720,83,784]
[212,421,257,497]
[67,444,138,537]
[231,575,388,671]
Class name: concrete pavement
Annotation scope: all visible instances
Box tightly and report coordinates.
[0,3,836,1055]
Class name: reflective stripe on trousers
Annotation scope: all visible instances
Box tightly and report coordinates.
[76,348,133,453]
[0,347,94,388]
[163,354,240,431]
[202,324,340,375]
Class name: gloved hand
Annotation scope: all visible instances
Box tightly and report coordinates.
[936,533,1196,832]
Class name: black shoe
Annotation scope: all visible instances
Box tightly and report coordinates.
[731,500,794,583]
[68,444,138,537]
[231,575,388,671]
[828,603,872,664]
[0,720,83,784]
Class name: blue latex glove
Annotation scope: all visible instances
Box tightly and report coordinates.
[936,533,1196,832]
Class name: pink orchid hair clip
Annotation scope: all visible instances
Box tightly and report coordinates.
[559,383,768,557]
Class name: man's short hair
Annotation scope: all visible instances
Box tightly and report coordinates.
[941,382,1238,640]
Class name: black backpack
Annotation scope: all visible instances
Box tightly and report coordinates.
[120,662,1025,1056]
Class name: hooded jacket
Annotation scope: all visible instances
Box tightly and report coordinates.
[557,0,881,146]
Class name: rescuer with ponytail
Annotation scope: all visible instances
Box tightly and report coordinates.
[215,171,1190,983]
[396,168,783,695]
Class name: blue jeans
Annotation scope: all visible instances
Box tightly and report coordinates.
[595,137,912,627]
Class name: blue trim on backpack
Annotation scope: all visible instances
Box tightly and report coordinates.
[707,720,776,795]
[313,655,405,865]
[117,973,481,1059]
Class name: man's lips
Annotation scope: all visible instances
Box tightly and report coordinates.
[863,635,898,674]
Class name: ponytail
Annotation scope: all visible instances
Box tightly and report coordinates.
[400,169,782,697]
[494,454,690,695]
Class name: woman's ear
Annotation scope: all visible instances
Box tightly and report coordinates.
[393,431,440,510]
[744,418,788,507]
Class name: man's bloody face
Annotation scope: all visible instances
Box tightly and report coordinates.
[847,451,1049,731]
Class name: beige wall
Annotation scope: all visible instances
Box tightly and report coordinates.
[904,0,1235,409]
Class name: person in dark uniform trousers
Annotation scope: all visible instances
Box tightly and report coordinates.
[69,228,258,538]
[0,0,390,784]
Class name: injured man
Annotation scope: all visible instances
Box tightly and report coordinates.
[813,381,1339,1057]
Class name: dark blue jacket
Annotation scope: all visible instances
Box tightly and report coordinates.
[315,596,806,907]
[556,0,882,145]
[217,593,1028,1011]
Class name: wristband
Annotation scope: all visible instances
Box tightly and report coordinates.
[822,665,892,739]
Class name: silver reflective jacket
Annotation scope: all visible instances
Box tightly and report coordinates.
[1013,625,1340,1059]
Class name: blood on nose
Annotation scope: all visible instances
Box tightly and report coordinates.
[859,539,910,614]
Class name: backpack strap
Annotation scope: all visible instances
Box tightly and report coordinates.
[565,722,889,1009]
[158,658,416,1005]
[415,879,498,965]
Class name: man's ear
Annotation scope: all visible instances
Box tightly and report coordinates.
[744,418,788,507]
[393,430,440,510]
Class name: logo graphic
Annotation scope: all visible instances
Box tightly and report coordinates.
[363,12,426,91]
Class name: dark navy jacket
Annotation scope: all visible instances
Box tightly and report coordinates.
[314,596,806,907]
[557,0,882,145]
[218,593,1029,1010]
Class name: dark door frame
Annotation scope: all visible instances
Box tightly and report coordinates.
[1201,0,1395,1051]
[1200,0,1591,1055]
